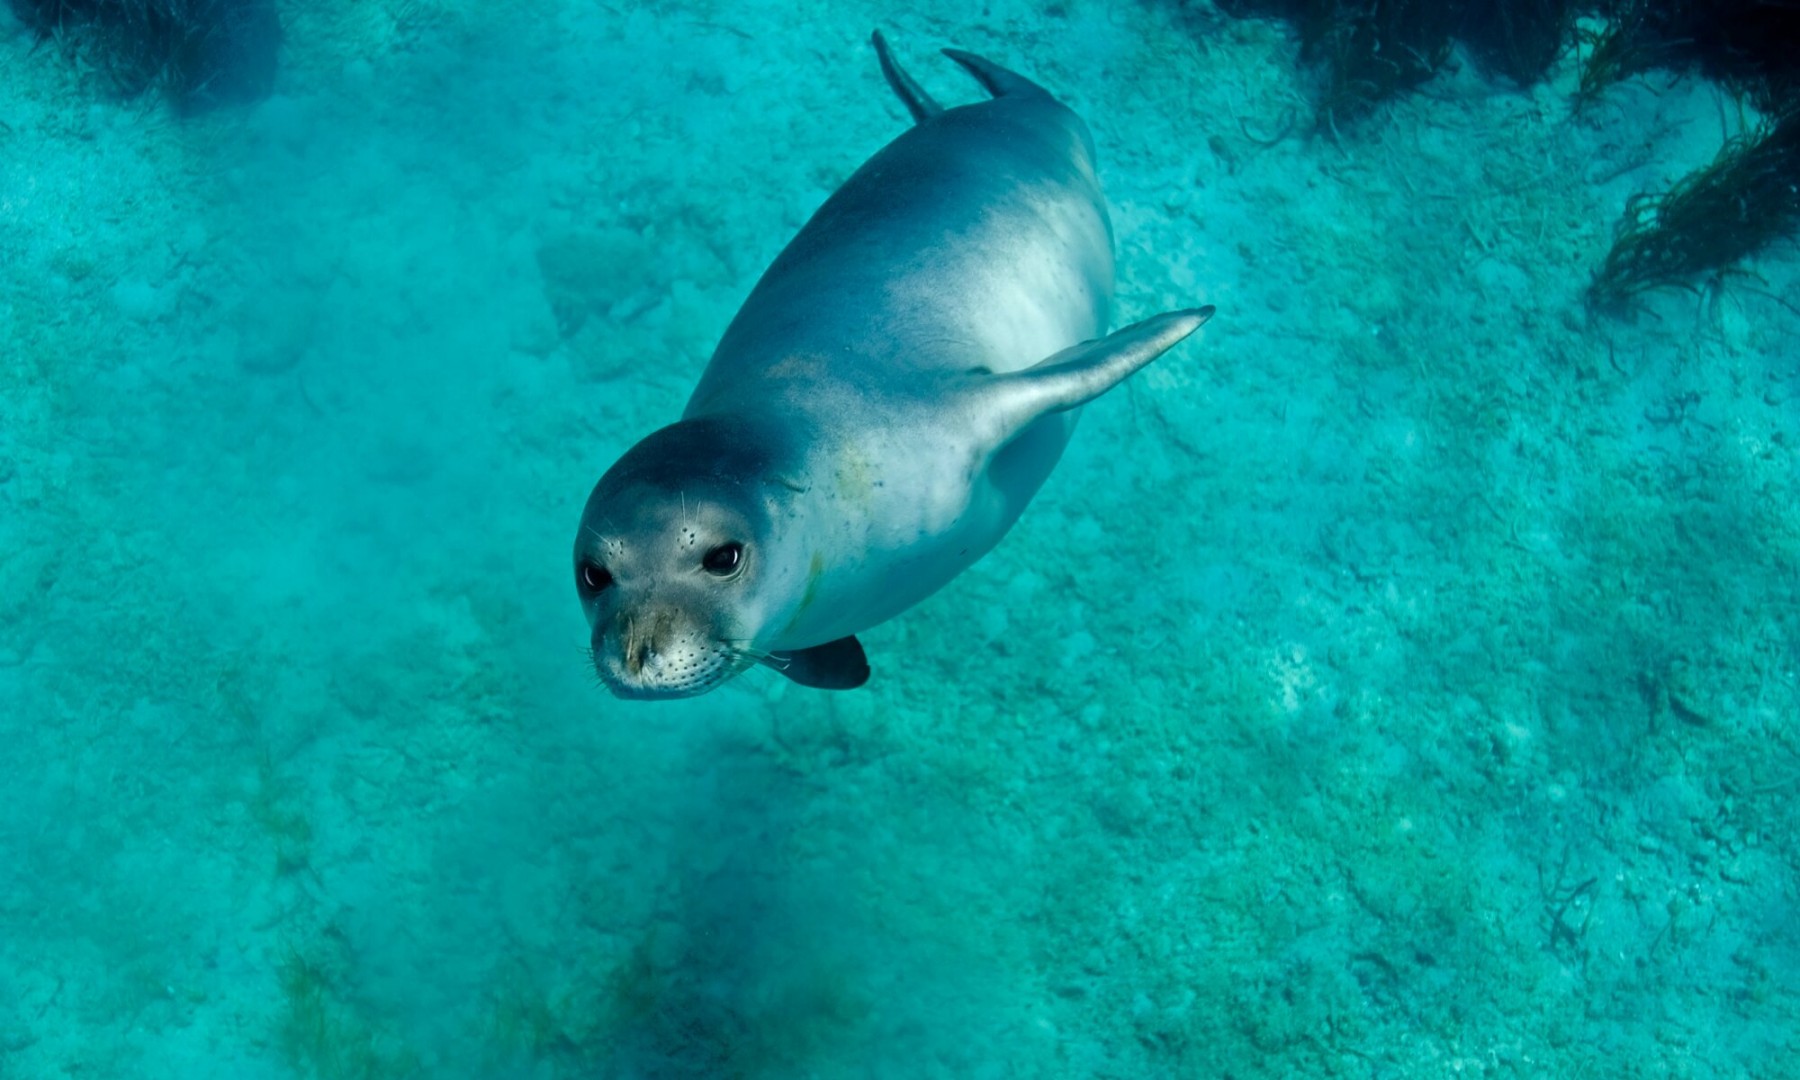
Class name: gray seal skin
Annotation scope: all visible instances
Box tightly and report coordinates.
[575,33,1214,699]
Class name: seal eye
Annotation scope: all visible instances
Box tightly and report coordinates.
[702,542,743,576]
[577,561,613,593]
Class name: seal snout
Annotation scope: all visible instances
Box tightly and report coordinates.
[593,608,733,700]
[619,612,667,676]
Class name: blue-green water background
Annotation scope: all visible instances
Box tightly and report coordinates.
[2,2,1797,1076]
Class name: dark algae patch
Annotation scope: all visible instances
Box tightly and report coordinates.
[8,0,280,109]
[1588,109,1800,312]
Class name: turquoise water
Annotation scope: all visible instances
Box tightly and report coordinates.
[2,2,1797,1076]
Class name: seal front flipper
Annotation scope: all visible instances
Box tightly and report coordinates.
[980,306,1216,444]
[763,636,871,690]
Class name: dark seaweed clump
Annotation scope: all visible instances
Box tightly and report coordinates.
[1458,0,1581,85]
[1579,0,1800,310]
[1212,0,1798,129]
[1573,0,1686,106]
[1212,0,1800,311]
[1587,108,1800,311]
[1578,0,1800,109]
[1216,0,1581,132]
[8,0,281,110]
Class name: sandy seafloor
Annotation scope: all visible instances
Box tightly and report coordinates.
[1,0,1797,1075]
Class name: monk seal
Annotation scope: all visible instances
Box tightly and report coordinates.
[575,33,1213,699]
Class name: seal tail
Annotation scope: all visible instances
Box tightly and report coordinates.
[871,30,941,123]
[941,47,1052,100]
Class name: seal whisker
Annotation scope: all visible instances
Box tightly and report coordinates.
[719,636,773,664]
[577,644,612,689]
[580,644,612,688]
[726,641,787,671]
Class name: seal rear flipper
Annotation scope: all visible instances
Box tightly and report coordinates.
[872,30,941,123]
[763,635,871,690]
[981,307,1216,444]
[941,47,1051,100]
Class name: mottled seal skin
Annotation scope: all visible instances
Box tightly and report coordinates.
[575,33,1213,699]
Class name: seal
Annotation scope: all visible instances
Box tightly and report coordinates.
[575,33,1214,699]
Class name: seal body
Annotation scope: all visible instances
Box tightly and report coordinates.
[575,36,1212,698]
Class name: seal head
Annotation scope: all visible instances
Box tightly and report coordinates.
[578,416,779,698]
[575,414,872,698]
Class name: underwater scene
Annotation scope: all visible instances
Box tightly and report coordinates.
[2,0,1797,1076]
